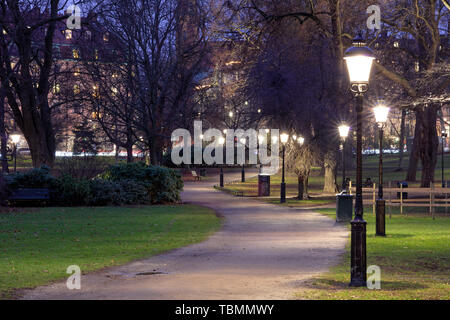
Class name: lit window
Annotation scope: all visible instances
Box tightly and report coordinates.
[393,42,399,48]
[74,68,80,76]
[92,85,100,98]
[73,85,80,94]
[65,29,72,40]
[111,87,118,95]
[72,49,80,59]
[10,62,16,69]
[103,32,109,42]
[53,83,61,94]
[415,61,420,73]
[94,50,99,60]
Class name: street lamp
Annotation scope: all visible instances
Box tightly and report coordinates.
[219,137,225,187]
[240,137,246,182]
[442,130,447,188]
[373,103,390,237]
[280,133,289,203]
[10,133,21,173]
[344,35,375,287]
[339,125,350,192]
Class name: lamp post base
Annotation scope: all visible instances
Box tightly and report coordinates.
[350,218,367,287]
[376,199,386,237]
[280,182,286,203]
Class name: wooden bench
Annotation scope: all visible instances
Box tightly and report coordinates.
[233,191,244,197]
[191,171,201,181]
[9,188,50,206]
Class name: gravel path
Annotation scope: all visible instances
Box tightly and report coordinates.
[20,171,348,300]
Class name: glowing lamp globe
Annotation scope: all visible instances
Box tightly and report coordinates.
[344,36,375,84]
[339,125,350,139]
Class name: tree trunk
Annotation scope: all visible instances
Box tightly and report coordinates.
[126,145,134,163]
[406,112,421,181]
[417,106,439,187]
[0,92,8,173]
[297,176,304,200]
[323,150,338,193]
[397,108,406,171]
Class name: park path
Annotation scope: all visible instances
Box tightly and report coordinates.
[20,170,348,300]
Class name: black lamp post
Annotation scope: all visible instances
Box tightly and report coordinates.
[339,125,350,192]
[344,35,375,287]
[219,136,225,187]
[373,103,390,237]
[240,137,246,182]
[442,130,447,188]
[280,133,289,203]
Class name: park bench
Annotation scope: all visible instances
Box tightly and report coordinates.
[233,191,244,197]
[191,170,201,181]
[8,188,50,206]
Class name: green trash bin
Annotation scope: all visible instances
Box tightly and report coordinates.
[336,193,354,223]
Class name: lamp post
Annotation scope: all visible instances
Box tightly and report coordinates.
[10,133,21,173]
[442,130,447,188]
[344,35,375,287]
[373,103,390,237]
[280,133,289,203]
[240,137,246,182]
[297,136,305,200]
[338,125,350,192]
[219,137,225,187]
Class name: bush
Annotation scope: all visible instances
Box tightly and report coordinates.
[118,179,151,204]
[87,179,124,206]
[56,156,110,180]
[5,166,57,190]
[103,162,184,204]
[53,175,90,206]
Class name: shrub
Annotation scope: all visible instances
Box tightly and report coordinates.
[56,156,110,180]
[118,179,151,204]
[5,166,57,190]
[103,162,184,204]
[87,179,124,206]
[53,175,90,206]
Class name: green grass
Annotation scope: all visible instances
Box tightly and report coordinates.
[296,208,450,300]
[0,205,222,299]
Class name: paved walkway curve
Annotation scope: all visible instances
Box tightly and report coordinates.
[20,172,349,300]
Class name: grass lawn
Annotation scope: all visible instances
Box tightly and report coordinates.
[0,205,222,299]
[296,207,450,300]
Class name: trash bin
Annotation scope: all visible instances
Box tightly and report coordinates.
[336,193,354,223]
[397,182,408,199]
[258,174,271,197]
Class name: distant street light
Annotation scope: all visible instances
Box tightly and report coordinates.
[344,35,375,287]
[442,130,448,188]
[339,125,350,192]
[373,102,390,237]
[280,133,289,203]
[229,111,234,118]
[10,133,21,173]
